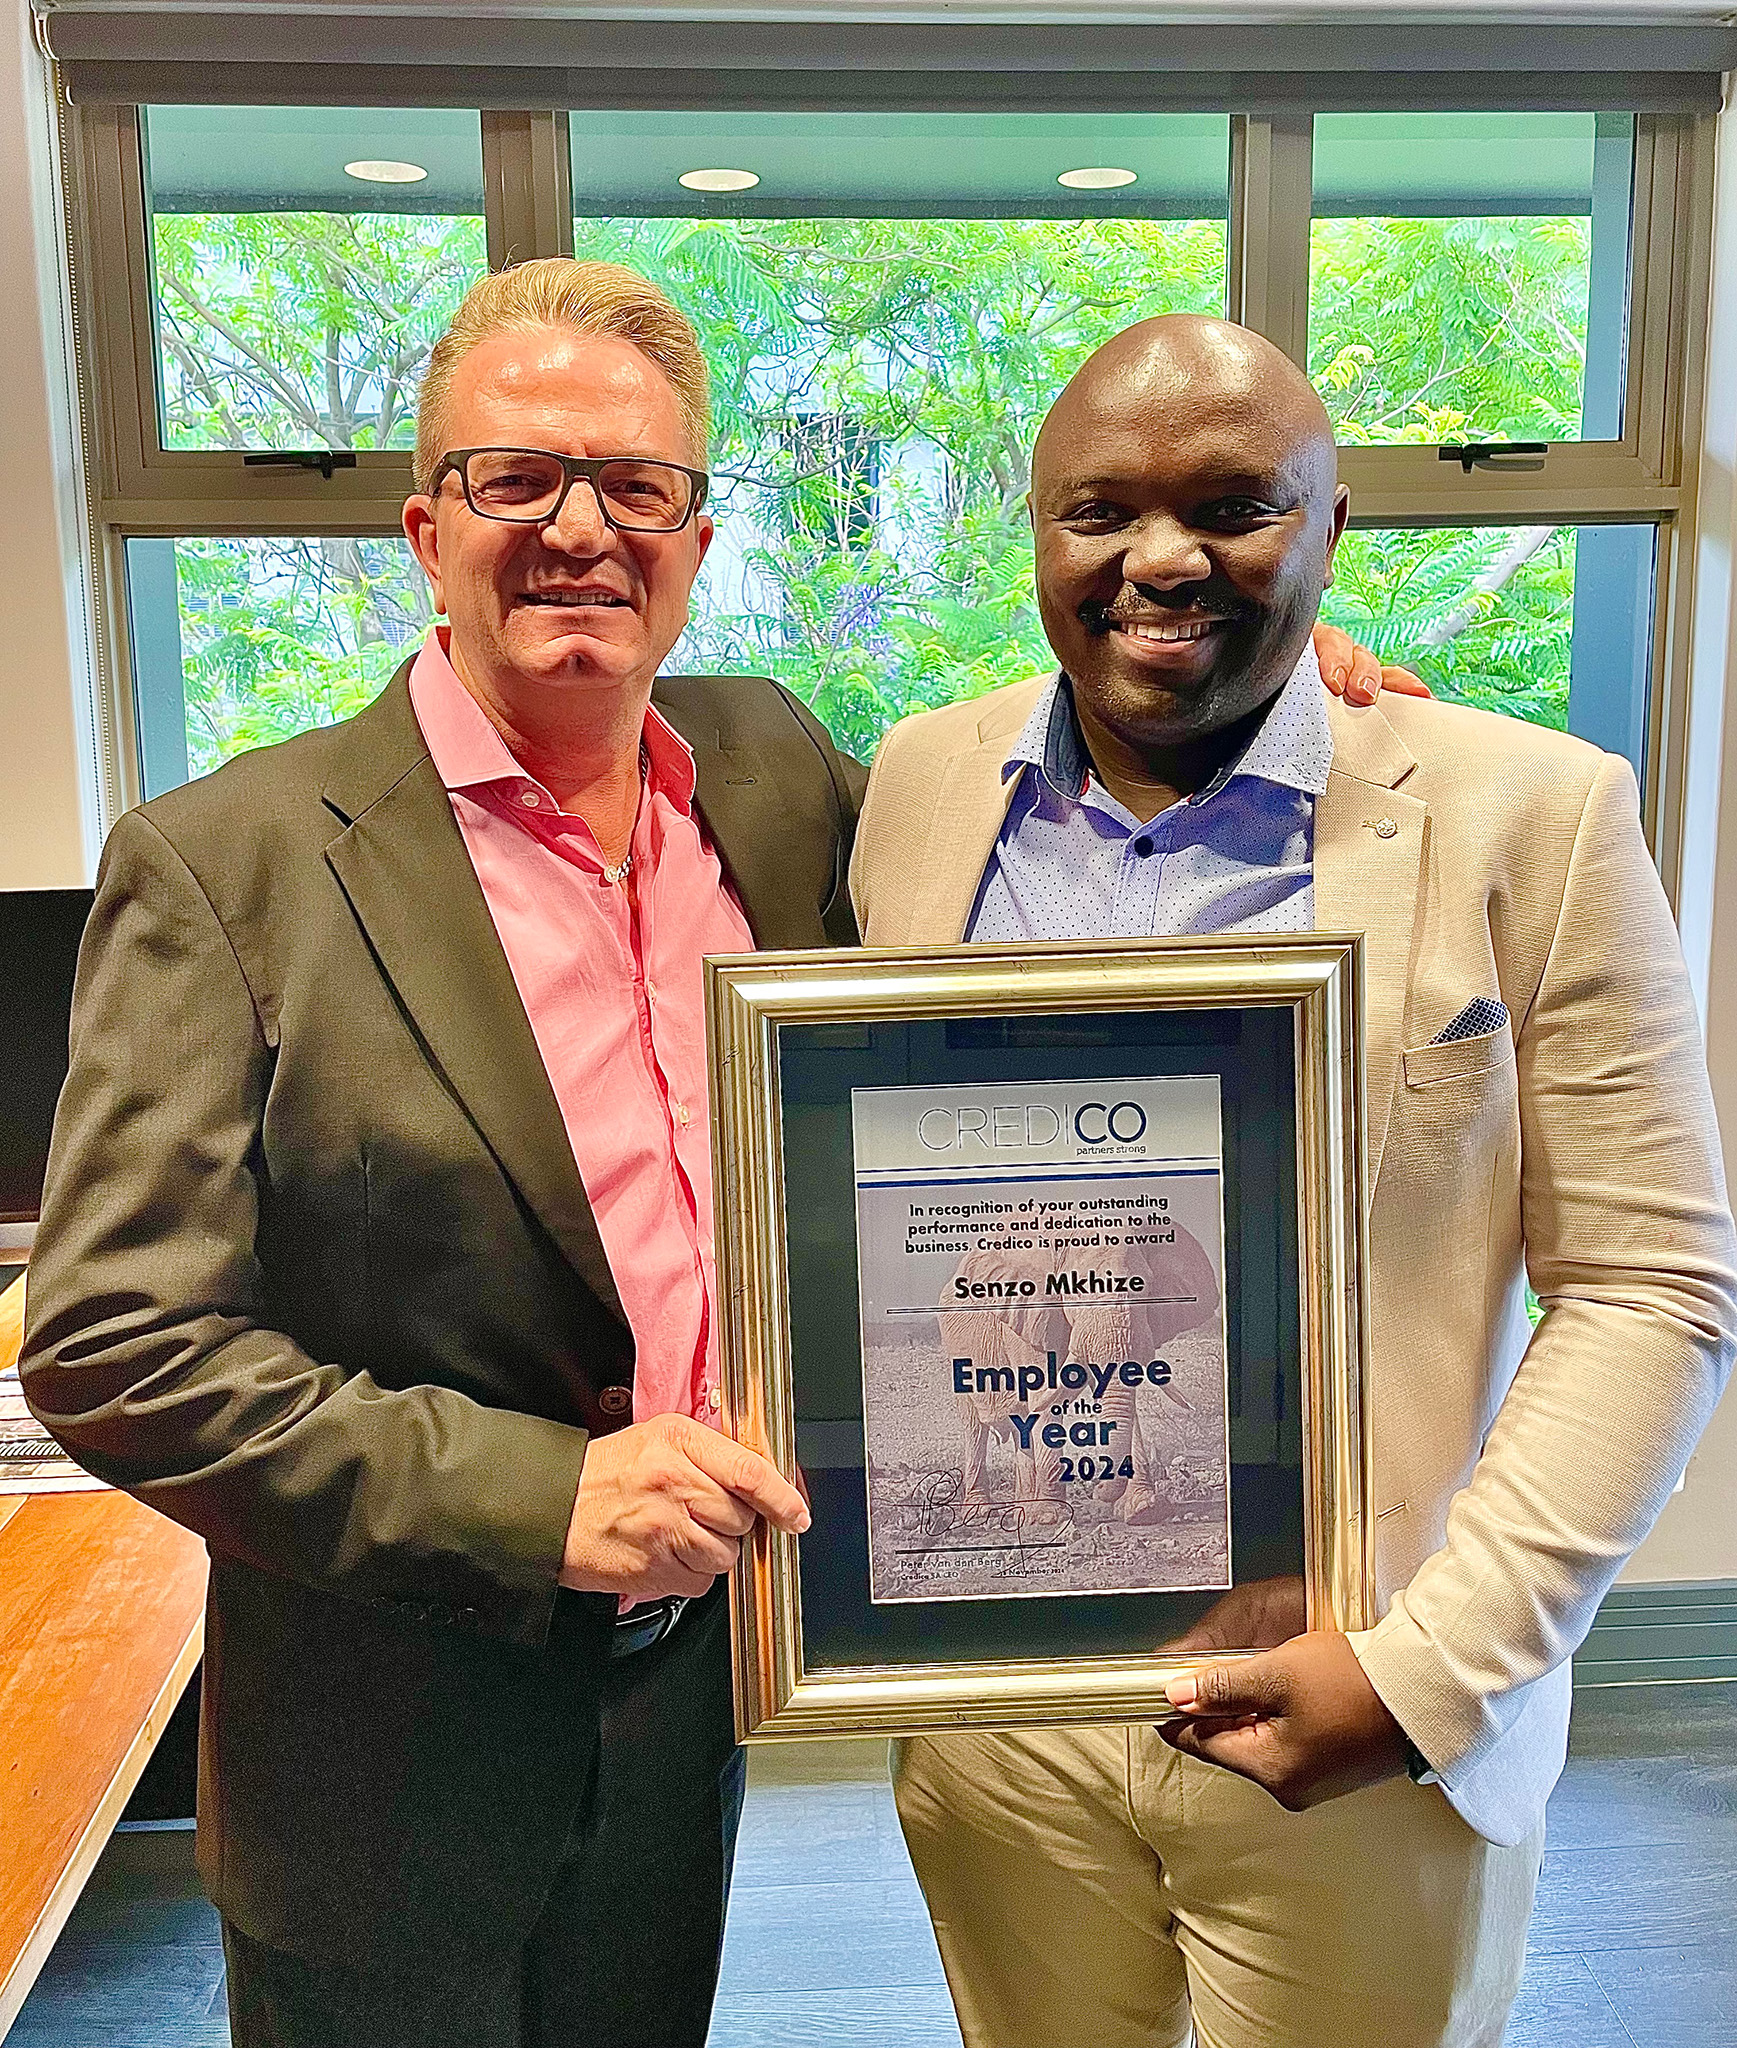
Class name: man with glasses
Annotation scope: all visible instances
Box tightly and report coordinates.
[24,258,1407,2046]
[22,258,839,2048]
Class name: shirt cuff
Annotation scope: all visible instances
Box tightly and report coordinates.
[1347,1599,1493,1791]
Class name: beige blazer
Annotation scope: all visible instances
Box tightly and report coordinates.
[852,675,1737,1846]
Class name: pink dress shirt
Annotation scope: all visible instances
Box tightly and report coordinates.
[408,627,753,1428]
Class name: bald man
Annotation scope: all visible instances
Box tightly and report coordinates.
[850,316,1736,2048]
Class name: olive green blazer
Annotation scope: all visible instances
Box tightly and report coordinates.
[21,663,863,1968]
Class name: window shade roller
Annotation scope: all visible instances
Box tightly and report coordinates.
[37,7,1736,110]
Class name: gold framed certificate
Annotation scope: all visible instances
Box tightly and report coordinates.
[706,937,1373,1740]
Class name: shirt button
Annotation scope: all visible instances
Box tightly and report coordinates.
[674,1102,692,1127]
[707,1387,722,1413]
[1134,836,1155,857]
[646,981,658,1005]
[520,789,541,808]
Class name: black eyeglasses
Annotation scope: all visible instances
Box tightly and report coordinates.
[429,447,710,533]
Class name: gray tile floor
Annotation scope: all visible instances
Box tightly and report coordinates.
[10,1684,1734,2046]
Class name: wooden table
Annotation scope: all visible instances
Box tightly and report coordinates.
[0,1277,207,2038]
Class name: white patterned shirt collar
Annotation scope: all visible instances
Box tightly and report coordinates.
[1004,638,1335,808]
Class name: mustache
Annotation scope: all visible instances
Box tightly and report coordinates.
[1081,586,1252,635]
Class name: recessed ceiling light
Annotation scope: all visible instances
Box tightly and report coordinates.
[678,167,761,193]
[343,159,429,185]
[1057,166,1139,191]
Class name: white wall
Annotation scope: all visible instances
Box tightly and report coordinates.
[1618,84,1737,1584]
[0,13,99,890]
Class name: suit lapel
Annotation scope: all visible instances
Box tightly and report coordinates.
[321,674,628,1326]
[904,693,1034,944]
[1314,699,1426,1192]
[685,728,812,949]
[655,679,838,948]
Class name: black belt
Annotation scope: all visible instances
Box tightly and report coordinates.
[611,1594,690,1659]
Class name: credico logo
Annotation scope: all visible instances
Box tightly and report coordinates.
[916,1104,1065,1151]
[1073,1100,1148,1144]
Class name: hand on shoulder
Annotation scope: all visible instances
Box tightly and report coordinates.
[1311,622,1430,707]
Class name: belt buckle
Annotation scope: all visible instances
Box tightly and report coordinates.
[612,1592,689,1658]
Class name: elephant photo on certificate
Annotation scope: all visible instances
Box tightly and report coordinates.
[851,1076,1232,1604]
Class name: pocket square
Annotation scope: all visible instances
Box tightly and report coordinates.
[1431,997,1510,1045]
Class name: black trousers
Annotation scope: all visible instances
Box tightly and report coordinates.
[222,1586,745,2048]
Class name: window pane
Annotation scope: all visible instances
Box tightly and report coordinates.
[142,107,486,454]
[1309,114,1634,446]
[126,536,430,797]
[1320,524,1655,773]
[572,110,1229,760]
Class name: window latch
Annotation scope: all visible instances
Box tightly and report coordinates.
[1439,442,1548,475]
[242,451,359,481]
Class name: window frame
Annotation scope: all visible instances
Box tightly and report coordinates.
[61,88,1716,900]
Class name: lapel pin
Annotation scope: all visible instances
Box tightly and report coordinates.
[1363,816,1398,840]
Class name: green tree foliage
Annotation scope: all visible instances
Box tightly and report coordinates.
[150,200,1592,773]
[172,535,428,778]
[155,209,484,450]
[152,208,473,774]
[1302,212,1592,731]
[571,214,1226,759]
[1310,215,1591,445]
[1322,527,1574,729]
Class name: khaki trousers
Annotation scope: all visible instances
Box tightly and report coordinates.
[893,1726,1542,2048]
